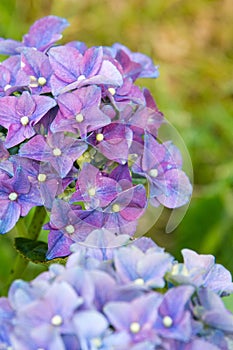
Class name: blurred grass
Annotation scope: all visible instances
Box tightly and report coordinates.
[0,0,232,310]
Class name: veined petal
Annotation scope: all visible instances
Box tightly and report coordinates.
[0,200,20,234]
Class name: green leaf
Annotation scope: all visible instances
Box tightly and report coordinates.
[14,237,68,266]
[223,294,233,313]
[14,237,48,263]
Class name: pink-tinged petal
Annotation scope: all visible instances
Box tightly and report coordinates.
[159,285,194,320]
[57,90,82,116]
[0,140,9,159]
[11,167,31,194]
[50,199,72,229]
[119,185,147,221]
[115,48,141,79]
[163,141,183,169]
[84,59,123,87]
[104,210,138,235]
[21,49,53,93]
[66,41,87,54]
[49,46,82,83]
[23,16,69,51]
[181,249,215,272]
[76,163,119,209]
[53,146,87,179]
[113,43,159,80]
[4,123,35,148]
[128,105,164,137]
[0,96,17,126]
[114,246,144,282]
[156,169,192,208]
[15,91,36,116]
[110,164,132,190]
[39,179,60,209]
[53,86,110,136]
[47,230,74,259]
[19,135,50,160]
[142,133,166,172]
[204,264,233,294]
[0,66,11,94]
[132,51,159,79]
[0,38,22,55]
[30,95,56,124]
[90,123,132,164]
[81,47,103,77]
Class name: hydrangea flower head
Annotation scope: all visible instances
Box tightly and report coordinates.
[0,15,192,254]
[0,238,232,349]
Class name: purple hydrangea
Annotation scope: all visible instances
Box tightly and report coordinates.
[0,14,193,253]
[0,165,43,234]
[0,15,232,350]
[168,248,233,296]
[0,238,232,349]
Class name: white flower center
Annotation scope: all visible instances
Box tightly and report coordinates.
[112,203,120,212]
[53,148,62,156]
[8,192,18,201]
[149,169,158,178]
[88,187,96,196]
[37,77,47,86]
[108,87,116,95]
[77,74,86,81]
[134,278,144,286]
[37,173,47,182]
[162,315,173,328]
[75,113,84,123]
[51,314,63,326]
[130,322,141,333]
[29,75,38,87]
[65,225,75,234]
[96,133,104,142]
[92,337,102,348]
[20,116,29,126]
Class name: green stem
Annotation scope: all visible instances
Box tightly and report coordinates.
[1,206,47,296]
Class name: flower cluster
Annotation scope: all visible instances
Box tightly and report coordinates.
[0,16,192,259]
[1,235,233,350]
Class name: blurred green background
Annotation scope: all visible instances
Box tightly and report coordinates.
[0,0,232,306]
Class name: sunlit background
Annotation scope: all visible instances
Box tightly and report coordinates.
[0,0,233,304]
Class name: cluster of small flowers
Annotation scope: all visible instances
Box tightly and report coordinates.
[0,16,192,259]
[0,234,233,350]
